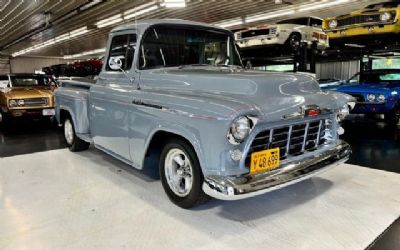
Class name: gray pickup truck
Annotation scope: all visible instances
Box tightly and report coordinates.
[55,19,354,208]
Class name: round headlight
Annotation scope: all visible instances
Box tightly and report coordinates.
[377,94,385,102]
[9,99,17,107]
[229,116,251,143]
[328,20,338,29]
[338,104,350,121]
[380,12,392,21]
[18,99,25,106]
[367,94,376,102]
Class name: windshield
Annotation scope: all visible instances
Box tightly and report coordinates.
[139,25,242,69]
[10,75,52,87]
[349,71,400,84]
[365,2,399,9]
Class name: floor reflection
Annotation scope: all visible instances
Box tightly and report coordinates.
[341,116,400,174]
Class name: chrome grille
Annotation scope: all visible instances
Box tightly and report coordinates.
[23,98,48,106]
[245,119,327,167]
[239,27,277,39]
[336,13,393,28]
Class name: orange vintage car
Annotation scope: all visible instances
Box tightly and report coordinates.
[0,74,57,124]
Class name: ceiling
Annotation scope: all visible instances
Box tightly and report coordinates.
[0,0,387,59]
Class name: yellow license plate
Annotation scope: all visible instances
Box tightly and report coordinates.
[250,148,280,175]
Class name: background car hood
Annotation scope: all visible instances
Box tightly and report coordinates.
[337,83,400,93]
[141,67,345,120]
[2,87,54,99]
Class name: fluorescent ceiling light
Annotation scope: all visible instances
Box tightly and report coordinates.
[96,14,123,28]
[12,26,89,57]
[298,0,352,12]
[124,2,157,15]
[124,5,159,20]
[80,0,102,11]
[245,10,295,23]
[64,48,106,59]
[215,18,243,28]
[162,0,186,8]
[70,27,89,37]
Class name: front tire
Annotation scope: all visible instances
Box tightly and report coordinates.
[286,33,301,52]
[160,138,209,208]
[63,117,90,151]
[385,108,400,125]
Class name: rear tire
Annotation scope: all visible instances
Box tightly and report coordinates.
[63,117,90,152]
[159,138,209,209]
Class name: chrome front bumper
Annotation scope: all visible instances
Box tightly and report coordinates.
[203,140,351,200]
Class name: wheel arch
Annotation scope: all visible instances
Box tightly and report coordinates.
[142,129,204,174]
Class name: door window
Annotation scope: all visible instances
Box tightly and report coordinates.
[106,34,136,71]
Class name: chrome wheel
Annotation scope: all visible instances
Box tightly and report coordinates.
[64,119,74,145]
[164,148,193,197]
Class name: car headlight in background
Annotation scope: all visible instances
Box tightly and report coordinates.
[377,94,386,103]
[380,12,392,21]
[328,20,338,29]
[367,94,376,102]
[8,100,17,107]
[8,99,25,107]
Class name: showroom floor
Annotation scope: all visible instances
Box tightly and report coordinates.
[0,117,399,250]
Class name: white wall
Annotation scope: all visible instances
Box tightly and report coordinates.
[10,56,75,74]
[316,60,360,80]
[0,56,10,74]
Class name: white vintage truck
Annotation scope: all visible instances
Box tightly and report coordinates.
[235,17,329,51]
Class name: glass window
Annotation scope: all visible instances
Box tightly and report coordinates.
[380,74,400,81]
[139,26,242,69]
[351,71,400,84]
[266,64,294,72]
[0,76,8,88]
[106,34,136,71]
[309,18,323,27]
[277,18,309,26]
[9,75,51,87]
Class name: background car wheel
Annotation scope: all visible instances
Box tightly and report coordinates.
[0,111,10,128]
[385,108,400,125]
[63,117,90,152]
[160,138,209,208]
[286,33,301,52]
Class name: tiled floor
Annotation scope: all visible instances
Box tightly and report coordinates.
[1,117,400,249]
[1,149,400,250]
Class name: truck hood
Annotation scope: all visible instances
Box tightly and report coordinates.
[1,87,54,99]
[141,67,347,121]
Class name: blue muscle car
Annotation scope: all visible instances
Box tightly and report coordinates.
[323,69,400,124]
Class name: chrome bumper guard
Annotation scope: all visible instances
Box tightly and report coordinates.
[203,140,351,200]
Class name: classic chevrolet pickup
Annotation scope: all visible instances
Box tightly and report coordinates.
[55,19,354,208]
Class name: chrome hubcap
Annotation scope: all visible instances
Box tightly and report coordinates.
[64,119,74,145]
[164,148,193,197]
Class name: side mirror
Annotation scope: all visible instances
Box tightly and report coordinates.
[108,56,123,71]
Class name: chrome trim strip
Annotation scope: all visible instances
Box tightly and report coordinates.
[285,125,293,157]
[203,140,351,200]
[315,120,323,148]
[301,122,310,152]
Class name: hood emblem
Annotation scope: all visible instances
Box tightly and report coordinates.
[282,105,321,120]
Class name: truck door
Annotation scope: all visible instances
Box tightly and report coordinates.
[90,32,137,163]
